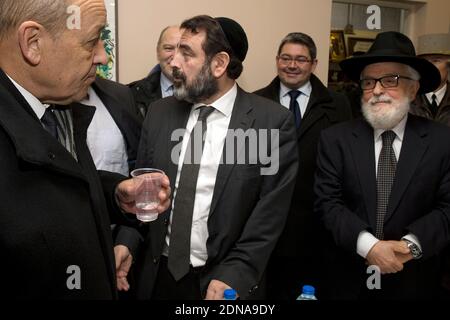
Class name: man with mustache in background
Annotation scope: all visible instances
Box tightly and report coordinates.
[314,31,450,299]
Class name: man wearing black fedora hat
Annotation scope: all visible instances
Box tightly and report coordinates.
[314,31,450,299]
[117,15,299,300]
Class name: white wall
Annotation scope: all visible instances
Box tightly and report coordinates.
[117,0,333,91]
[117,0,450,90]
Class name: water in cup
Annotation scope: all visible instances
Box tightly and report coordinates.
[131,168,164,222]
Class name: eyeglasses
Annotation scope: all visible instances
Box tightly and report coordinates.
[359,75,416,90]
[277,55,312,65]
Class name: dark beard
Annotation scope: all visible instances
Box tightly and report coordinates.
[173,62,219,103]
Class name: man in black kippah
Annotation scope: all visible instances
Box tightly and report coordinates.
[117,14,299,300]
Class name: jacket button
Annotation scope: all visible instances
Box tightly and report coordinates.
[153,258,159,264]
[48,152,56,160]
[164,218,169,225]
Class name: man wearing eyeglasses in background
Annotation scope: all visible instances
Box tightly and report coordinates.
[254,32,352,300]
[314,31,450,299]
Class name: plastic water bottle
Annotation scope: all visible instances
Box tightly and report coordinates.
[224,288,237,300]
[296,285,317,300]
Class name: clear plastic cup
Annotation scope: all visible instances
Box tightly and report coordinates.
[130,168,164,222]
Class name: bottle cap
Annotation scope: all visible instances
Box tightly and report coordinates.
[224,288,237,300]
[302,285,315,295]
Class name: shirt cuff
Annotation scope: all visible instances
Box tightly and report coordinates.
[357,231,380,258]
[402,233,422,251]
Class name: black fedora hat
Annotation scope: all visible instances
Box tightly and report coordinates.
[340,31,441,94]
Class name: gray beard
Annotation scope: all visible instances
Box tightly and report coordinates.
[173,63,219,104]
[362,95,411,130]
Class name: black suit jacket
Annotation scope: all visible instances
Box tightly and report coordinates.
[314,115,450,299]
[0,69,129,299]
[128,70,162,118]
[254,75,352,258]
[91,78,142,171]
[132,87,299,299]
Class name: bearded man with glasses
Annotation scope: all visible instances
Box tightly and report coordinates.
[314,31,450,300]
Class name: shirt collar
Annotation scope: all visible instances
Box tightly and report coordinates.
[192,83,237,118]
[280,80,312,98]
[6,73,49,119]
[160,72,174,93]
[425,83,447,104]
[80,86,95,105]
[374,113,408,143]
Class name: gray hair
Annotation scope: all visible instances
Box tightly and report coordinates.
[404,65,421,81]
[277,32,317,60]
[0,0,68,40]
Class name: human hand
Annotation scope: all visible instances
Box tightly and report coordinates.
[114,245,132,291]
[115,174,171,214]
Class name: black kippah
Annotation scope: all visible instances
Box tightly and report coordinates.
[215,17,248,62]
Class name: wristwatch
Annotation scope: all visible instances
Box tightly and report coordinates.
[402,239,423,259]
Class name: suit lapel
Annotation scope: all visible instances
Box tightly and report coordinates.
[350,120,377,229]
[167,100,192,192]
[297,75,335,140]
[209,88,254,218]
[385,116,428,222]
[297,94,326,139]
[72,102,117,290]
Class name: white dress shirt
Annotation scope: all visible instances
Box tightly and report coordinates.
[83,87,129,176]
[357,114,422,258]
[163,84,237,267]
[7,74,47,119]
[279,81,312,118]
[425,83,447,106]
[160,72,174,98]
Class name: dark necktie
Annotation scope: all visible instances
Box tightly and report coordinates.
[41,107,59,140]
[168,105,215,281]
[430,94,438,118]
[288,90,302,128]
[375,130,397,239]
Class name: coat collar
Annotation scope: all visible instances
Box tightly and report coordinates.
[0,69,91,181]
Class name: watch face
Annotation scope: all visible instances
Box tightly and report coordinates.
[408,242,422,259]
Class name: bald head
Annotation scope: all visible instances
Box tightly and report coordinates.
[156,25,182,80]
[0,0,69,40]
